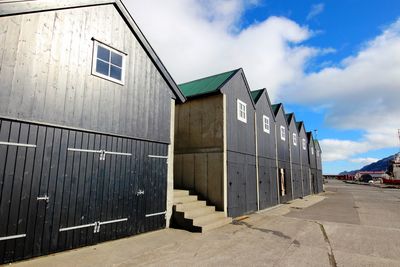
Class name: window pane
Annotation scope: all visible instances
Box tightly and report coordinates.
[97,45,110,62]
[110,65,122,80]
[111,52,123,67]
[96,59,109,76]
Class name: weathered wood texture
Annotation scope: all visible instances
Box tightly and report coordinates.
[254,91,278,209]
[0,5,172,143]
[287,117,302,199]
[0,118,168,264]
[174,95,224,209]
[298,124,311,196]
[221,71,256,156]
[275,107,292,203]
[227,152,257,217]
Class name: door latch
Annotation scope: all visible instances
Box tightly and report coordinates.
[99,150,106,161]
[37,195,50,203]
[136,190,144,196]
[93,221,101,233]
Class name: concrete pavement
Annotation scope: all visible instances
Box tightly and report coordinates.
[10,180,400,267]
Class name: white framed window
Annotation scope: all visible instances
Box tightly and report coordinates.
[92,40,126,85]
[293,133,297,146]
[263,115,270,134]
[302,138,306,150]
[316,150,320,157]
[237,99,247,123]
[311,147,314,155]
[280,126,286,141]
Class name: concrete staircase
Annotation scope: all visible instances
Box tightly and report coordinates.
[172,189,232,233]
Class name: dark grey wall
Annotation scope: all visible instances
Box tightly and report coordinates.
[275,107,292,202]
[308,135,317,169]
[298,125,310,196]
[222,71,256,156]
[255,93,276,160]
[288,119,300,164]
[0,4,172,143]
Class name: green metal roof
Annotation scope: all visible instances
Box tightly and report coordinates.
[250,89,264,103]
[285,113,294,124]
[178,69,239,98]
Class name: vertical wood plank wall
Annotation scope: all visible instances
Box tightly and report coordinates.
[0,118,168,264]
[0,5,172,143]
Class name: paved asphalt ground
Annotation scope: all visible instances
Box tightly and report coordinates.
[11,180,400,267]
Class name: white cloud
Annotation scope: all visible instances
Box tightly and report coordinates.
[124,1,400,165]
[125,0,318,100]
[306,3,325,21]
[284,19,400,162]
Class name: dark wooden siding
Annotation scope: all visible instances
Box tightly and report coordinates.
[275,108,292,202]
[222,71,256,156]
[221,71,257,216]
[254,93,278,210]
[298,126,310,196]
[0,118,168,264]
[0,5,172,143]
[287,119,302,199]
[227,152,257,217]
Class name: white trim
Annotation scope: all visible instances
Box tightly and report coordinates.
[262,115,270,134]
[292,133,297,146]
[311,147,314,155]
[280,126,286,141]
[92,40,126,85]
[145,211,167,218]
[99,218,128,226]
[237,99,247,123]
[68,148,132,156]
[148,155,168,159]
[0,234,26,241]
[0,141,36,148]
[59,223,96,232]
[302,138,306,150]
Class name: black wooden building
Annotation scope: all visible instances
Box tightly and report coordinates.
[286,113,303,199]
[174,69,258,218]
[314,140,324,193]
[0,0,185,263]
[307,132,319,194]
[272,104,292,203]
[296,122,311,196]
[251,89,279,210]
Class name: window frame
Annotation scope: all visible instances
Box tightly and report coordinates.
[263,115,270,134]
[292,133,297,146]
[311,146,314,155]
[280,126,286,141]
[302,138,306,150]
[92,40,126,85]
[237,99,247,123]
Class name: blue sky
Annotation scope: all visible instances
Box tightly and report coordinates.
[128,0,400,174]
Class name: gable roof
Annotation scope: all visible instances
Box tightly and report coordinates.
[250,89,264,104]
[314,140,322,152]
[179,69,239,98]
[0,0,186,103]
[307,132,314,143]
[296,121,306,133]
[272,104,281,116]
[285,113,294,124]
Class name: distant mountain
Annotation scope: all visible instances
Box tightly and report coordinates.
[339,154,397,175]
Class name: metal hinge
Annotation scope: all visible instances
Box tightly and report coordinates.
[37,195,50,203]
[136,189,144,196]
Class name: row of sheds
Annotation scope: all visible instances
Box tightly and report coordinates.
[174,69,323,217]
[0,0,321,263]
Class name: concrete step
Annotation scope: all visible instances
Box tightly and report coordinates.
[175,200,207,212]
[200,217,232,233]
[183,206,216,218]
[174,195,198,205]
[192,211,226,225]
[172,190,231,233]
[174,189,190,198]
